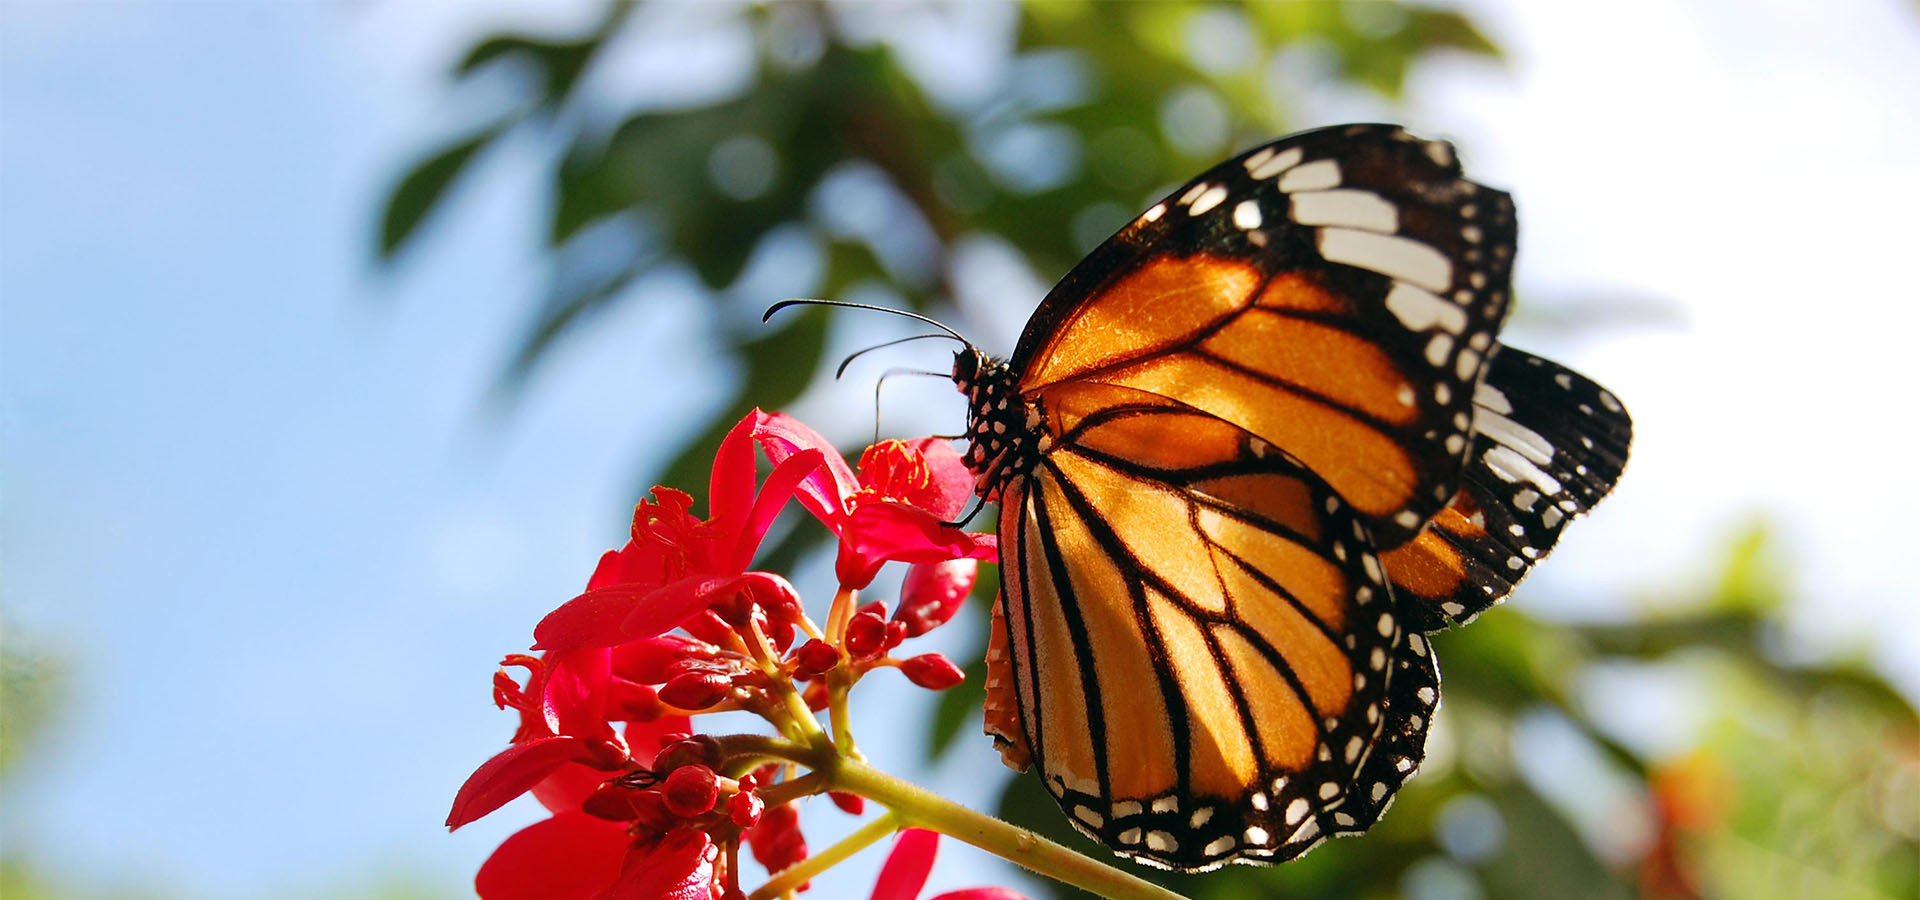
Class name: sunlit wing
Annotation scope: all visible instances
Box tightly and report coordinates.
[986,381,1438,871]
[1382,345,1634,629]
[1008,125,1517,547]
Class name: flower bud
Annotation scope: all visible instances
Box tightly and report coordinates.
[729,788,765,827]
[581,736,632,770]
[829,791,865,815]
[616,635,717,684]
[896,559,977,636]
[789,639,840,679]
[883,620,908,651]
[625,789,676,834]
[901,653,966,690]
[658,671,731,710]
[845,611,888,661]
[651,735,722,774]
[662,764,720,818]
[581,783,649,822]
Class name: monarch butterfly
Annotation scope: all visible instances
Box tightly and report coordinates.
[776,123,1631,871]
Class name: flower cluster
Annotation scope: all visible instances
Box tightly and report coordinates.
[447,411,1010,900]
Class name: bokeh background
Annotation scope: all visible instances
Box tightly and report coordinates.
[3,2,1917,899]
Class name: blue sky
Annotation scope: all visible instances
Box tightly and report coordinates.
[3,1,1918,898]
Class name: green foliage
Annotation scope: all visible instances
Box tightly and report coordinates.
[380,0,1500,499]
[0,615,61,779]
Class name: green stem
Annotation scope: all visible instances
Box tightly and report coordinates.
[827,758,1191,900]
[750,810,903,900]
[824,586,861,756]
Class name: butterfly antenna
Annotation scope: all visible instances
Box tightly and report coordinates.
[836,333,958,379]
[947,494,989,529]
[764,298,971,346]
[872,366,949,444]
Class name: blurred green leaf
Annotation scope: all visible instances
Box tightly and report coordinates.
[0,615,60,778]
[376,121,510,261]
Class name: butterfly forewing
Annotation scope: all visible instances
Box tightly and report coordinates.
[1009,124,1517,547]
[988,382,1436,871]
[1384,346,1634,629]
[954,124,1632,871]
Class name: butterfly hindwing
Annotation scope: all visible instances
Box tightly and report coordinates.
[1008,124,1517,547]
[987,382,1435,871]
[1383,345,1634,629]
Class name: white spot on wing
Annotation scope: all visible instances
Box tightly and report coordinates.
[1232,199,1262,230]
[1473,382,1513,415]
[1248,146,1303,179]
[1383,283,1468,334]
[1319,229,1454,293]
[1485,446,1565,496]
[1289,189,1398,232]
[1476,410,1555,466]
[1190,185,1229,216]
[1278,158,1341,192]
[1455,347,1481,381]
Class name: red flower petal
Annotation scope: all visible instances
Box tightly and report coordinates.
[707,412,760,543]
[869,828,939,900]
[897,559,977,637]
[623,716,693,768]
[753,412,859,524]
[533,585,655,656]
[732,447,828,570]
[612,635,718,684]
[902,438,974,520]
[448,735,587,829]
[835,503,996,589]
[476,812,631,900]
[620,570,795,639]
[543,649,613,740]
[925,890,1032,900]
[587,541,669,592]
[530,760,612,815]
[594,829,716,900]
[612,575,736,639]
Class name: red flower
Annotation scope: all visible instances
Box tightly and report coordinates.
[534,412,819,658]
[868,829,1030,900]
[752,414,996,590]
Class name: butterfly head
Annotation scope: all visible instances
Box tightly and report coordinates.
[952,349,1044,501]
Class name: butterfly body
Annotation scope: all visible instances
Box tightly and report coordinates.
[942,124,1629,872]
